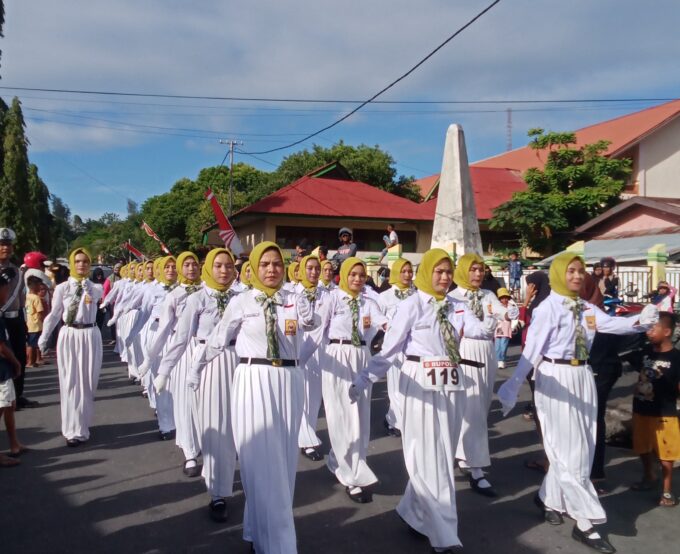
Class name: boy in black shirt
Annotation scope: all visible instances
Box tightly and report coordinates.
[632,312,680,506]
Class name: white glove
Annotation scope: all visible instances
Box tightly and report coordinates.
[187,371,200,392]
[348,384,361,404]
[137,360,151,378]
[153,374,169,394]
[639,304,659,326]
[497,376,523,417]
[40,346,50,357]
[106,316,118,328]
[506,304,520,320]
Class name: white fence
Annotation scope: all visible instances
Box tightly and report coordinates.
[667,266,680,294]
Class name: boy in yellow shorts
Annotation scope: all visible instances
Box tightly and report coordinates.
[632,312,680,507]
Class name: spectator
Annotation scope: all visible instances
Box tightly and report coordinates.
[481,264,501,296]
[378,224,398,263]
[651,280,675,313]
[0,266,28,467]
[317,245,328,262]
[591,263,603,282]
[91,268,107,331]
[25,276,45,368]
[631,312,680,507]
[599,257,619,300]
[507,252,523,293]
[333,227,357,264]
[494,288,514,369]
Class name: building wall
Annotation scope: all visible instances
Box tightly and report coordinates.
[591,207,680,238]
[636,115,680,198]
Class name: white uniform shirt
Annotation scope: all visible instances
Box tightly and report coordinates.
[322,288,387,343]
[379,285,415,320]
[448,286,509,340]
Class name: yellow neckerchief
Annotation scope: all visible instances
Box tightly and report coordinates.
[339,257,365,299]
[389,258,413,291]
[249,241,285,297]
[287,261,299,283]
[240,261,252,287]
[201,248,234,292]
[549,252,584,299]
[298,255,321,291]
[453,252,485,291]
[69,247,92,282]
[321,260,334,286]
[176,251,201,286]
[414,248,451,301]
[158,256,177,286]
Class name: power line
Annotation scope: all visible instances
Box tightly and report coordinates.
[241,0,505,155]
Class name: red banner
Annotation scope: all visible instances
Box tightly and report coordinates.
[205,188,244,255]
[140,220,172,254]
[121,241,144,260]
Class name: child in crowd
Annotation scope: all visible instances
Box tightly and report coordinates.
[494,287,513,369]
[507,252,523,294]
[650,280,675,313]
[25,276,45,368]
[632,312,680,507]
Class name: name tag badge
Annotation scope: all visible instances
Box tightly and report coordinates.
[487,303,493,314]
[585,315,596,331]
[363,316,371,330]
[420,356,463,392]
[243,312,259,319]
[84,294,92,305]
[285,319,297,336]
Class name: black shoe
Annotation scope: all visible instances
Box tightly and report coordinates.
[346,486,373,504]
[300,447,323,462]
[468,475,497,498]
[159,430,175,441]
[571,525,616,553]
[66,439,81,447]
[431,548,463,553]
[208,498,228,522]
[533,493,563,525]
[142,390,149,398]
[383,419,402,438]
[183,459,201,478]
[17,396,39,409]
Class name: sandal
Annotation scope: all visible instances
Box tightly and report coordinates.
[659,491,678,507]
[7,446,30,458]
[524,459,549,474]
[0,454,20,467]
[631,479,657,491]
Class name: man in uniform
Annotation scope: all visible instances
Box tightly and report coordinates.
[0,228,36,409]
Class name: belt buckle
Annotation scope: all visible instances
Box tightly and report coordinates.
[570,359,579,366]
[271,359,283,367]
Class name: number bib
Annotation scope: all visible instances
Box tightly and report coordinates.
[420,356,463,392]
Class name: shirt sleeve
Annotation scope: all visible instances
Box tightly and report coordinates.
[201,296,244,365]
[591,303,648,334]
[158,298,200,378]
[146,293,178,362]
[39,284,66,350]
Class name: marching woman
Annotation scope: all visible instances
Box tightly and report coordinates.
[139,252,201,442]
[105,261,136,366]
[319,259,336,292]
[295,255,328,461]
[145,252,203,470]
[498,253,659,554]
[449,253,518,496]
[100,263,128,356]
[239,261,253,288]
[350,248,498,552]
[39,248,103,446]
[158,248,243,522]
[317,257,387,503]
[378,258,415,437]
[283,261,300,292]
[199,241,316,554]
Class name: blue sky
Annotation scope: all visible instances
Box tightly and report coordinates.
[1,0,679,220]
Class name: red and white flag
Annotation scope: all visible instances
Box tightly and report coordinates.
[205,188,244,255]
[140,220,172,255]
[121,241,144,260]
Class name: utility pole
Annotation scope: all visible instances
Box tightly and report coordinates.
[219,139,244,217]
[506,108,513,151]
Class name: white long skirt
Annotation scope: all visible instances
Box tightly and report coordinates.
[534,361,605,523]
[397,360,464,549]
[298,349,323,449]
[232,362,304,554]
[116,312,129,363]
[384,353,404,430]
[455,337,496,467]
[56,326,103,441]
[124,309,143,378]
[323,343,377,488]
[144,322,174,434]
[141,318,158,410]
[172,341,201,460]
[195,343,237,499]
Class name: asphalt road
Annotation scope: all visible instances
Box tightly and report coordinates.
[2,345,677,554]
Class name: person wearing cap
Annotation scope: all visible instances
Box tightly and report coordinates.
[651,280,675,313]
[39,248,104,446]
[333,227,358,264]
[494,288,514,369]
[0,228,36,410]
[498,253,660,554]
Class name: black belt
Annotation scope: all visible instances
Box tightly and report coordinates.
[65,323,96,329]
[199,339,236,346]
[329,339,366,346]
[406,354,484,368]
[543,356,589,366]
[240,357,297,367]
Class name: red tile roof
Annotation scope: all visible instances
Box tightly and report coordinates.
[473,99,680,171]
[413,174,440,200]
[236,174,433,221]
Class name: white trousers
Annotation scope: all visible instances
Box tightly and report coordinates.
[535,361,606,523]
[455,337,496,467]
[171,341,200,460]
[323,343,377,488]
[397,360,463,549]
[56,326,103,441]
[298,349,323,449]
[232,362,303,554]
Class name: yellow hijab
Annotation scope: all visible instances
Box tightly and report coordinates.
[201,248,234,292]
[299,255,321,290]
[153,257,164,281]
[414,248,451,301]
[127,261,137,280]
[453,252,485,291]
[240,261,252,287]
[120,265,128,279]
[157,256,177,286]
[69,247,92,281]
[321,260,334,286]
[176,251,201,286]
[339,257,365,298]
[549,252,583,299]
[287,261,300,283]
[389,258,413,290]
[134,262,144,282]
[249,241,285,297]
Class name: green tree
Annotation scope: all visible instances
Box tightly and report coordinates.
[27,163,53,252]
[489,129,631,254]
[50,195,74,258]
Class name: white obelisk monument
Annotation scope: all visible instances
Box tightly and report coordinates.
[430,124,483,258]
